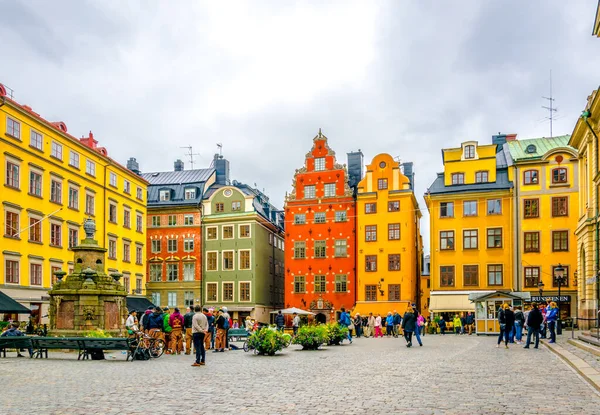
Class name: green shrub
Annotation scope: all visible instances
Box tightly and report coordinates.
[83,329,111,338]
[247,327,286,355]
[326,323,348,345]
[293,325,327,350]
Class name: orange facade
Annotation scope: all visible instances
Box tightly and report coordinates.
[284,131,356,322]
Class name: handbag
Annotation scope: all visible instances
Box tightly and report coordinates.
[348,322,355,330]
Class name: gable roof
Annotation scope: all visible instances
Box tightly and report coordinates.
[505,135,573,162]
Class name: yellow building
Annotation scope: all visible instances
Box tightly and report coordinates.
[425,136,521,334]
[569,88,600,328]
[420,253,431,318]
[0,83,147,323]
[505,136,578,322]
[594,0,599,37]
[353,154,422,317]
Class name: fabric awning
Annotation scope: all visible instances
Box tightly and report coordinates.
[269,307,315,315]
[0,291,31,314]
[126,296,155,313]
[351,301,412,317]
[429,294,474,312]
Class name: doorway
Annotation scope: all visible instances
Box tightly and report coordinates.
[315,313,327,324]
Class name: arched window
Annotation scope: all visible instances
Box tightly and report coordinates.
[552,167,567,184]
[464,145,475,159]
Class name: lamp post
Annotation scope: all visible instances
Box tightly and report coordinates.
[554,264,566,335]
[537,280,545,298]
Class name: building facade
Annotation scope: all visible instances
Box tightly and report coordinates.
[284,130,357,323]
[420,254,431,317]
[143,161,216,310]
[353,153,422,317]
[0,83,147,323]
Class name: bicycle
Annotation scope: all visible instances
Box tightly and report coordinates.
[132,332,166,358]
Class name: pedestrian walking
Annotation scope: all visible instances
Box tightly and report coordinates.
[524,302,543,349]
[417,313,425,337]
[438,316,446,335]
[353,313,362,338]
[402,307,417,347]
[393,310,402,338]
[453,314,462,335]
[465,312,475,335]
[275,310,285,332]
[545,302,559,343]
[412,305,423,346]
[385,312,394,337]
[374,313,383,338]
[292,312,300,336]
[514,306,525,345]
[497,304,515,349]
[338,307,353,344]
[367,313,375,337]
[168,307,185,354]
[184,306,195,355]
[191,305,208,367]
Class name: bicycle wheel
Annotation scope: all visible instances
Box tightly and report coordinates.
[243,341,249,352]
[150,339,166,358]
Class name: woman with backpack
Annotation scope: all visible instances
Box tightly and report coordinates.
[401,307,417,347]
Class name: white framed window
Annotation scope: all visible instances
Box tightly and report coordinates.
[206,282,218,302]
[86,159,96,176]
[50,179,62,204]
[151,292,161,306]
[123,180,131,194]
[68,186,79,210]
[51,141,63,160]
[239,224,251,238]
[167,239,177,252]
[294,214,306,225]
[30,130,43,150]
[168,215,177,226]
[109,172,117,187]
[222,250,234,270]
[6,117,21,139]
[168,292,177,307]
[239,250,251,270]
[324,183,336,197]
[222,282,234,302]
[152,216,161,227]
[206,226,218,240]
[5,209,20,238]
[167,263,178,281]
[183,263,195,281]
[50,222,62,247]
[184,238,194,252]
[159,190,170,201]
[335,211,347,222]
[239,281,251,302]
[69,151,80,168]
[184,214,194,225]
[109,203,117,223]
[334,239,347,257]
[150,264,162,282]
[304,185,316,199]
[184,291,194,307]
[314,157,325,171]
[123,242,130,262]
[222,225,234,239]
[5,258,20,284]
[314,212,326,223]
[464,144,475,159]
[151,239,161,253]
[184,188,196,200]
[5,159,20,189]
[123,209,131,228]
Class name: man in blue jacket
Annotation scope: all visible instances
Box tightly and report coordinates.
[338,308,352,344]
[147,307,164,340]
[545,302,559,343]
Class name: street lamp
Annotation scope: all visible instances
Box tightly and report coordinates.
[554,264,566,335]
[537,280,545,297]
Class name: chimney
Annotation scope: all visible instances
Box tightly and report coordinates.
[401,162,415,190]
[347,150,364,191]
[127,157,141,175]
[174,159,184,172]
[214,154,230,185]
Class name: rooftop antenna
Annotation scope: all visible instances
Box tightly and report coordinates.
[180,146,201,169]
[216,143,223,157]
[542,70,558,138]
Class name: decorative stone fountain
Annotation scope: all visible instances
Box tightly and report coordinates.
[48,218,127,337]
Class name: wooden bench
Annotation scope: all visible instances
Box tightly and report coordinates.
[227,328,250,342]
[31,337,134,360]
[0,337,33,357]
[31,337,85,359]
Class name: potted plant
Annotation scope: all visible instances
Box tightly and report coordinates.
[326,323,348,346]
[293,325,328,350]
[246,327,286,356]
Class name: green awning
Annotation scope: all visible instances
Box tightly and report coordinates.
[0,291,31,313]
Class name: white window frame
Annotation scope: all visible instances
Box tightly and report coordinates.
[123,180,131,194]
[206,226,218,240]
[49,221,62,247]
[69,151,80,168]
[222,281,234,302]
[85,159,96,176]
[51,141,63,160]
[29,169,42,197]
[314,157,325,171]
[238,281,251,302]
[167,239,177,253]
[149,263,163,282]
[108,238,117,259]
[6,116,21,139]
[151,292,161,306]
[166,263,179,281]
[30,129,43,150]
[183,238,194,252]
[29,260,43,286]
[5,157,20,189]
[68,186,79,210]
[4,256,20,285]
[206,282,218,303]
[183,262,195,281]
[184,214,194,226]
[109,172,117,187]
[136,187,143,200]
[222,250,235,271]
[159,190,170,201]
[184,188,196,200]
[324,183,336,197]
[238,249,251,270]
[151,239,161,254]
[68,226,79,249]
[304,185,316,199]
[168,292,177,307]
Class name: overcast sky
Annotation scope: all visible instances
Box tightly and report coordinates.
[2,0,599,253]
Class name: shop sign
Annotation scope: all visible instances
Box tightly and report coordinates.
[530,295,570,303]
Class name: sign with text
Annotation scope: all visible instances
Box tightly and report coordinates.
[530,295,571,303]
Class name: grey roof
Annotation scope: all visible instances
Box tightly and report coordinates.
[427,168,513,195]
[141,168,215,186]
[142,168,216,207]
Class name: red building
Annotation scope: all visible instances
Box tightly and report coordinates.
[284,130,359,323]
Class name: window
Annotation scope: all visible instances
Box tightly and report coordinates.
[388,254,400,271]
[29,171,42,197]
[378,178,388,190]
[151,240,161,253]
[365,225,377,242]
[29,217,41,242]
[109,172,117,187]
[68,187,79,210]
[184,291,194,307]
[231,201,241,211]
[552,265,569,287]
[6,260,19,284]
[463,229,478,249]
[240,224,250,237]
[240,282,251,302]
[440,202,454,218]
[206,252,217,271]
[463,200,477,216]
[184,188,196,200]
[51,141,63,159]
[168,292,177,307]
[6,161,19,189]
[167,239,177,252]
[388,284,400,301]
[552,231,569,252]
[365,255,377,272]
[85,160,96,176]
[136,245,143,264]
[314,157,325,171]
[451,173,465,185]
[151,293,161,307]
[388,201,400,212]
[6,117,21,138]
[183,263,195,281]
[85,194,95,215]
[365,285,377,301]
[109,204,117,223]
[487,228,502,248]
[167,264,178,281]
[388,223,400,240]
[524,267,540,288]
[239,250,251,269]
[552,168,567,184]
[487,199,501,215]
[314,275,326,293]
[68,228,78,249]
[334,210,347,222]
[334,240,347,257]
[294,276,306,293]
[215,202,224,212]
[524,232,540,252]
[463,145,475,159]
[524,199,539,218]
[324,183,336,197]
[123,242,130,262]
[463,265,479,286]
[294,242,306,259]
[50,223,61,247]
[69,151,80,168]
[108,239,117,259]
[123,180,131,194]
[184,238,194,252]
[152,216,161,227]
[206,283,217,302]
[223,282,234,301]
[123,210,131,228]
[440,231,454,250]
[223,225,233,239]
[294,214,306,224]
[440,266,455,287]
[183,214,193,226]
[5,211,19,238]
[304,185,316,199]
[159,190,170,201]
[475,171,488,183]
[552,197,568,217]
[335,275,347,293]
[137,187,143,200]
[223,251,234,270]
[206,227,217,240]
[524,170,538,185]
[487,265,503,286]
[168,215,177,226]
[314,240,326,258]
[314,212,326,223]
[365,203,377,214]
[136,214,143,232]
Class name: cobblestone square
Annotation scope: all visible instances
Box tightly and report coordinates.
[2,334,600,414]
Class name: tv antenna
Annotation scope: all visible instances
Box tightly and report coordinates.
[216,143,223,157]
[542,70,558,138]
[181,146,201,169]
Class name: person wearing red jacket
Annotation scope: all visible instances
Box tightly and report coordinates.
[168,308,185,354]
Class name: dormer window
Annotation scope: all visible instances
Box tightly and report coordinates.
[526,144,537,154]
[464,145,475,159]
[184,188,196,200]
[314,157,325,172]
[159,190,171,201]
[451,173,465,185]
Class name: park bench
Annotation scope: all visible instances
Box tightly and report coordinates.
[227,328,250,342]
[31,337,134,360]
[0,337,33,357]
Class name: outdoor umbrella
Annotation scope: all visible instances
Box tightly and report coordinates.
[0,291,31,314]
[270,307,315,315]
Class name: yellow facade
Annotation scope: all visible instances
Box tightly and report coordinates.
[0,88,147,322]
[353,154,422,316]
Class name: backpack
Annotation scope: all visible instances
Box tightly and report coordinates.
[344,314,351,326]
[223,317,230,330]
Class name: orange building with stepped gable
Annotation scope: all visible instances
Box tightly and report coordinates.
[284,130,358,323]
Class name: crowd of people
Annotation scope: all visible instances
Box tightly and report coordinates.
[496,300,559,349]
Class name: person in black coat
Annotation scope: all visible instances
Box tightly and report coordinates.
[497,304,515,349]
[524,303,543,349]
[401,308,417,347]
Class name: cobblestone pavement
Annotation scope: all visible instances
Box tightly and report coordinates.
[2,334,600,414]
[553,331,600,373]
